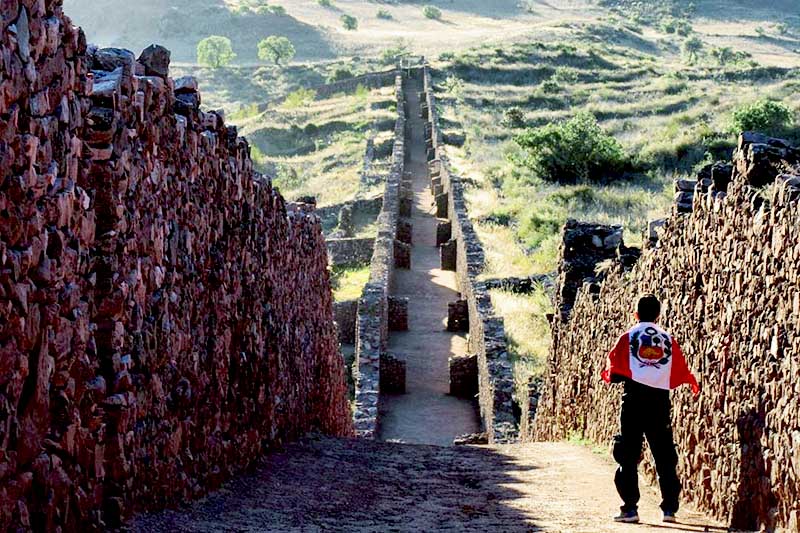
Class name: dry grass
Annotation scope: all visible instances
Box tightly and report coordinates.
[330,264,371,301]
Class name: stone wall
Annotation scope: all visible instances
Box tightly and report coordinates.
[326,237,375,266]
[421,66,517,443]
[352,74,407,438]
[0,2,351,530]
[314,69,398,100]
[533,133,800,531]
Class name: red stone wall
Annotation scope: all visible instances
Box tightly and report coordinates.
[533,134,800,530]
[0,1,351,530]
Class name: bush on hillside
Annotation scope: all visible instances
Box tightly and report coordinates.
[327,67,355,83]
[257,36,295,65]
[341,14,358,30]
[513,112,626,184]
[731,99,794,134]
[197,36,236,68]
[682,36,702,63]
[377,8,393,20]
[422,6,442,20]
[318,0,333,7]
[503,107,526,128]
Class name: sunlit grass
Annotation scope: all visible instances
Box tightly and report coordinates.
[490,287,553,404]
[330,264,371,302]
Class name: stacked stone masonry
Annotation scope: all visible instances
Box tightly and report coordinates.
[533,132,800,531]
[352,74,407,438]
[422,66,516,443]
[0,2,352,530]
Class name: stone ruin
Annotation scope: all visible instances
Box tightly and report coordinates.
[422,66,517,443]
[0,1,351,529]
[533,131,800,530]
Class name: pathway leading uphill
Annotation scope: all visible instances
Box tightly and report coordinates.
[133,71,722,533]
[377,75,480,445]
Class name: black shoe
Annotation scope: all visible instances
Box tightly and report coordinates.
[613,510,640,523]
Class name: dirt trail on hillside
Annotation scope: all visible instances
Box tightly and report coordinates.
[133,437,724,532]
[378,76,481,446]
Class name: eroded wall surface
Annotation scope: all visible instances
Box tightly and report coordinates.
[534,133,800,530]
[0,1,351,529]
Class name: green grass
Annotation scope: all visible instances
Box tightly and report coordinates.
[330,264,371,301]
[437,32,799,277]
[490,287,553,408]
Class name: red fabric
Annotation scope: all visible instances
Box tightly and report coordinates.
[669,338,700,395]
[601,327,700,396]
[601,333,631,383]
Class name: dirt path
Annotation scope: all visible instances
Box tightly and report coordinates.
[377,76,481,446]
[132,437,725,532]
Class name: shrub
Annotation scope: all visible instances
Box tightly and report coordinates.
[553,66,580,84]
[318,0,333,6]
[540,79,561,94]
[197,35,236,68]
[731,99,794,134]
[682,35,703,62]
[257,36,295,65]
[503,107,526,128]
[380,42,409,65]
[341,14,358,30]
[283,88,317,109]
[422,5,442,20]
[304,123,320,136]
[268,5,286,15]
[513,111,626,184]
[377,8,392,20]
[327,67,354,83]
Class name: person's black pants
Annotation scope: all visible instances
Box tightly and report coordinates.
[612,381,681,513]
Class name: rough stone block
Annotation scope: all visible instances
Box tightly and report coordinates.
[388,296,409,332]
[447,299,469,332]
[381,354,406,394]
[396,220,413,245]
[436,221,452,246]
[449,353,478,398]
[394,239,411,269]
[334,300,359,344]
[435,192,448,218]
[441,239,457,272]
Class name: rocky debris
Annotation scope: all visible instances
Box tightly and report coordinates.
[137,44,170,78]
[534,134,800,531]
[555,221,624,321]
[0,5,351,530]
[453,432,488,445]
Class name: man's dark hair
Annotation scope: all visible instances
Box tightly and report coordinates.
[637,293,661,322]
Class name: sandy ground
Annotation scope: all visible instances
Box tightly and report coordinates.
[132,437,725,532]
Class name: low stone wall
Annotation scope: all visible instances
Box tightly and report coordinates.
[533,133,800,531]
[422,66,517,443]
[334,300,358,345]
[326,237,375,266]
[352,75,407,438]
[0,4,351,530]
[314,69,398,100]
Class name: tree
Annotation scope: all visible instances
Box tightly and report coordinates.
[682,36,703,63]
[513,111,626,184]
[258,36,295,65]
[731,99,794,134]
[422,5,442,20]
[197,36,236,68]
[341,14,358,30]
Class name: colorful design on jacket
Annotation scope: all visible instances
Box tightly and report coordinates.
[630,326,671,368]
[601,322,700,394]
